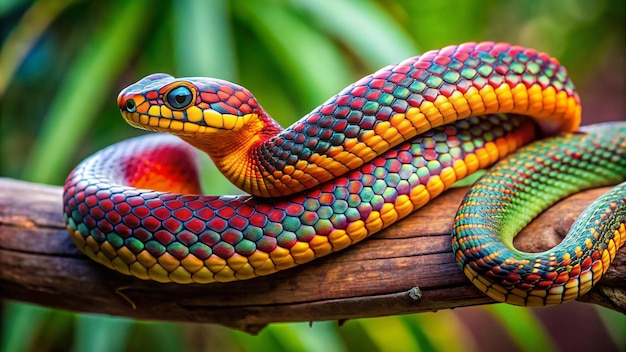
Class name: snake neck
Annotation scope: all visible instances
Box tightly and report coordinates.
[178,109,285,195]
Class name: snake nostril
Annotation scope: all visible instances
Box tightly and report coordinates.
[125,99,136,113]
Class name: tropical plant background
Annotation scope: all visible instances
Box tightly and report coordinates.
[1,0,624,351]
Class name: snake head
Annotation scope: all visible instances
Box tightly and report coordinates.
[117,73,265,138]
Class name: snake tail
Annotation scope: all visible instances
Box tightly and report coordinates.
[117,42,581,197]
[64,115,535,284]
[452,123,626,306]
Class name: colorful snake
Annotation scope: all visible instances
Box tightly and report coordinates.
[453,123,626,305]
[63,42,626,306]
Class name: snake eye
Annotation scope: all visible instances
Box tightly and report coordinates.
[125,99,136,112]
[166,86,194,110]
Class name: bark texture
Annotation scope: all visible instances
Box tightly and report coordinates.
[0,178,624,333]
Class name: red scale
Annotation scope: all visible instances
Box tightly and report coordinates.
[349,97,366,110]
[255,237,277,253]
[219,85,235,95]
[146,91,159,100]
[369,78,386,89]
[162,217,182,232]
[350,85,368,96]
[184,219,206,233]
[176,231,198,246]
[268,209,286,222]
[141,216,161,232]
[235,204,255,217]
[212,242,235,259]
[207,217,228,232]
[154,230,175,245]
[167,245,189,260]
[105,210,122,225]
[122,214,140,228]
[228,215,249,231]
[248,213,267,228]
[194,207,214,221]
[221,229,243,245]
[201,92,219,103]
[433,55,451,66]
[172,208,193,221]
[132,228,152,242]
[99,199,115,212]
[199,232,220,246]
[152,207,171,221]
[97,219,113,233]
[216,206,236,218]
[89,206,105,220]
[113,223,131,238]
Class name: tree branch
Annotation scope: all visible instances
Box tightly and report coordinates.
[0,177,624,333]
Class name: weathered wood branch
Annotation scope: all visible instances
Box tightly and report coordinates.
[0,177,624,333]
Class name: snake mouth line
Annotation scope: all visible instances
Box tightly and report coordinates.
[122,110,220,134]
[122,98,255,133]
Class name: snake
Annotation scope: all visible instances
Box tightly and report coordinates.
[63,41,626,306]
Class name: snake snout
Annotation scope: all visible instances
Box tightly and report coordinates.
[117,73,176,111]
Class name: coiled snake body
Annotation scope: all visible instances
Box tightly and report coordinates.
[63,42,626,306]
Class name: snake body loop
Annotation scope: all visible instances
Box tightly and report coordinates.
[63,42,626,306]
[64,114,535,283]
[116,42,580,197]
[453,123,626,305]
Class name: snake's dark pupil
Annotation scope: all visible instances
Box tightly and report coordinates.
[176,95,186,104]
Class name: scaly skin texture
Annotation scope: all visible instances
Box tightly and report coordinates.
[63,42,626,307]
[117,42,581,197]
[452,123,626,305]
[64,115,535,283]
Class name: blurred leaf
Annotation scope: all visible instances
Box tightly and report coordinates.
[355,316,422,351]
[331,319,376,351]
[73,314,134,352]
[400,311,475,352]
[232,321,347,352]
[485,304,558,352]
[1,302,49,352]
[0,0,80,97]
[597,308,626,351]
[231,322,304,351]
[402,0,497,49]
[172,0,237,80]
[236,1,353,107]
[290,0,417,67]
[22,0,153,184]
[283,321,346,352]
[0,0,30,17]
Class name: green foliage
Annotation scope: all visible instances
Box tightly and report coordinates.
[1,0,624,351]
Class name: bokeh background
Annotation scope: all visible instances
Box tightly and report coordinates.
[1,0,624,351]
